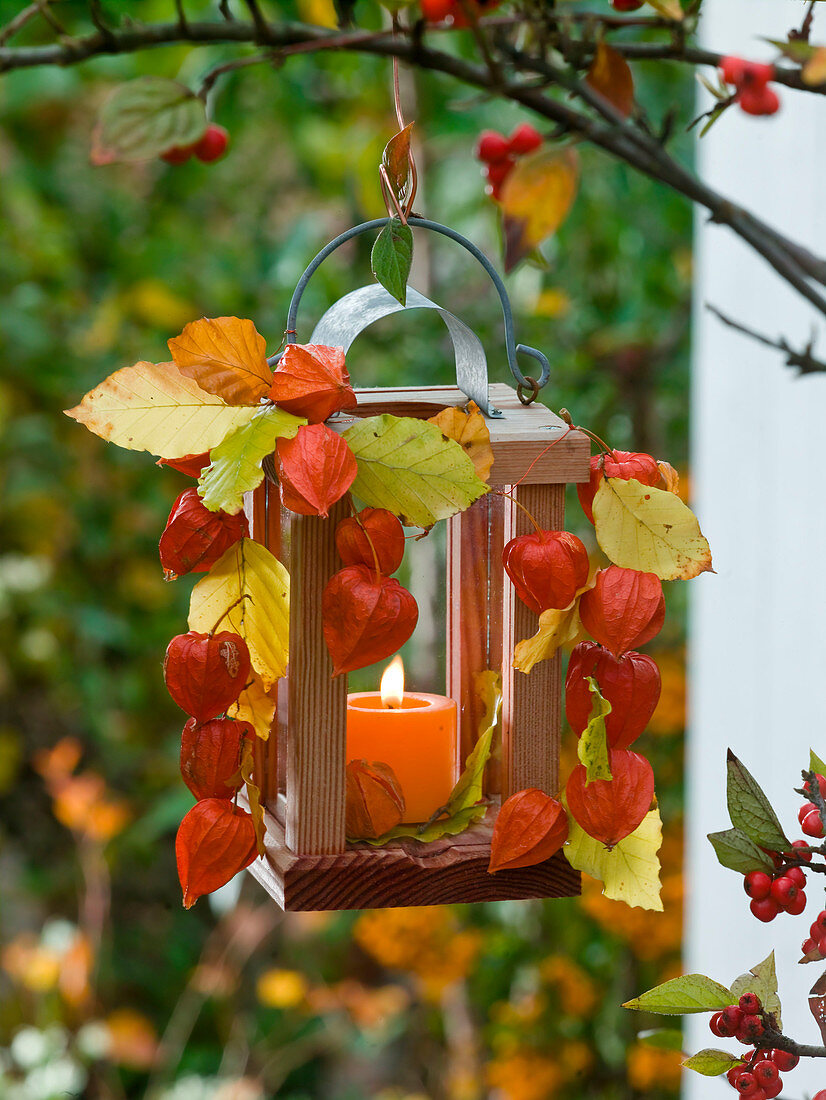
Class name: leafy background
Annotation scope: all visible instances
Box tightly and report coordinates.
[0,2,691,1096]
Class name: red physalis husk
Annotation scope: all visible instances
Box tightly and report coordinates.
[276,423,358,518]
[578,565,664,656]
[565,641,661,749]
[164,631,251,722]
[566,749,655,849]
[180,716,252,800]
[175,799,258,909]
[335,508,405,575]
[159,488,248,579]
[577,449,661,524]
[502,530,589,614]
[488,788,569,873]
[156,452,211,478]
[322,565,418,676]
[268,344,357,423]
[345,759,406,838]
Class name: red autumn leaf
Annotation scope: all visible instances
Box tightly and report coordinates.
[175,799,258,908]
[578,565,665,657]
[577,449,661,524]
[322,565,418,676]
[345,759,406,838]
[164,631,251,721]
[488,789,569,873]
[566,749,655,849]
[156,451,211,477]
[565,641,661,749]
[586,42,635,119]
[268,344,357,423]
[180,716,251,800]
[502,530,589,614]
[276,423,358,518]
[335,508,405,575]
[159,487,248,579]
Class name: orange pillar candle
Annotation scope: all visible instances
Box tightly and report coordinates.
[346,657,458,824]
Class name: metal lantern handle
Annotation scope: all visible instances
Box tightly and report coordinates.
[273,217,551,417]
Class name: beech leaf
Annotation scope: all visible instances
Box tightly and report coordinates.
[586,42,635,118]
[682,1050,744,1077]
[198,405,305,514]
[566,805,664,911]
[592,476,713,581]
[501,149,578,272]
[577,677,612,782]
[240,740,266,856]
[64,361,260,458]
[371,218,414,306]
[623,972,732,1015]
[707,827,775,875]
[188,538,289,688]
[227,671,276,742]
[726,750,790,852]
[343,414,489,528]
[513,575,595,673]
[382,122,414,198]
[91,77,207,165]
[730,952,782,1029]
[169,317,272,405]
[427,401,494,482]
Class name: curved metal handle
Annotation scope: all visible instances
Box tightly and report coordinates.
[275,217,551,395]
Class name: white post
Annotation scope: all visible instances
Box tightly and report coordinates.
[687,2,826,1095]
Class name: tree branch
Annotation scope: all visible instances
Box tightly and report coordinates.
[707,305,826,375]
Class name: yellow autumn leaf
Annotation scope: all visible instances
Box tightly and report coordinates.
[64,361,261,458]
[803,46,826,86]
[298,0,338,26]
[577,678,612,782]
[240,740,266,856]
[645,0,683,19]
[592,477,712,581]
[513,576,594,674]
[427,400,494,483]
[500,149,578,272]
[586,42,635,118]
[228,670,277,741]
[168,316,272,405]
[565,805,663,911]
[188,538,289,688]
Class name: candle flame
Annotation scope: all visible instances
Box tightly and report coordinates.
[380,655,405,708]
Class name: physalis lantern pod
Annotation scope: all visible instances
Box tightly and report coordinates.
[268,343,356,423]
[164,631,251,721]
[488,788,569,873]
[566,749,655,849]
[276,423,357,518]
[565,641,660,750]
[578,449,660,524]
[345,759,406,839]
[503,530,589,614]
[322,565,418,676]
[176,799,258,908]
[159,487,248,579]
[180,716,251,800]
[579,565,664,657]
[335,508,405,575]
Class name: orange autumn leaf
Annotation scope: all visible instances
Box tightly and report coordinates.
[276,422,357,517]
[346,759,406,839]
[168,316,272,405]
[488,788,569,872]
[427,400,494,482]
[501,149,578,272]
[175,799,258,908]
[268,343,356,423]
[586,42,635,118]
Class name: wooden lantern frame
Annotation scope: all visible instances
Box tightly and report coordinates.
[244,220,591,911]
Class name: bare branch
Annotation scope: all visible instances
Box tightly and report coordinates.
[707,304,826,376]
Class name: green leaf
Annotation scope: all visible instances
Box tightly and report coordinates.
[682,1050,744,1077]
[92,77,207,165]
[198,405,305,514]
[577,678,612,782]
[623,974,732,1015]
[810,749,826,777]
[343,414,489,529]
[371,218,414,306]
[763,37,817,64]
[637,1029,684,1052]
[707,827,775,875]
[726,750,790,852]
[730,952,782,1029]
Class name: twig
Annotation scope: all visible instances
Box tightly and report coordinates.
[198,51,275,98]
[707,305,826,376]
[174,0,189,32]
[242,0,268,36]
[0,2,43,46]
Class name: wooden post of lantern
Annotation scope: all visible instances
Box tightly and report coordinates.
[243,219,591,911]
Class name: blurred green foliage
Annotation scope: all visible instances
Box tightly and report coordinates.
[0,2,692,1097]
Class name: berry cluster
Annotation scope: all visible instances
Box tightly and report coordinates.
[420,0,500,27]
[162,123,229,165]
[798,773,826,837]
[474,124,543,200]
[719,56,780,117]
[743,854,808,923]
[801,908,826,958]
[709,994,797,1098]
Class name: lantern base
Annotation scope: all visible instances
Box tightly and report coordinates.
[245,799,580,911]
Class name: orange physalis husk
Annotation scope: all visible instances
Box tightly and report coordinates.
[488,788,569,873]
[175,799,258,908]
[578,565,664,657]
[335,508,405,575]
[322,565,418,676]
[566,748,655,849]
[502,530,589,614]
[159,487,248,579]
[180,717,252,801]
[577,449,660,524]
[565,641,660,749]
[657,460,680,495]
[156,451,211,477]
[164,631,251,722]
[345,759,406,839]
[276,423,357,518]
[268,344,356,423]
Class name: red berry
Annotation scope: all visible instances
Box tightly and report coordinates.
[737,1014,764,1043]
[753,1061,779,1086]
[814,910,826,935]
[727,1065,743,1087]
[770,1048,799,1071]
[734,1072,758,1094]
[770,876,799,910]
[709,1011,725,1037]
[507,123,542,156]
[802,935,817,955]
[740,61,775,88]
[811,1090,826,1100]
[818,933,826,956]
[421,0,454,21]
[739,993,762,1015]
[739,86,780,117]
[719,1005,744,1035]
[744,871,772,900]
[804,774,826,800]
[786,889,807,916]
[485,156,516,188]
[762,1081,781,1100]
[161,145,194,165]
[611,0,644,9]
[792,839,813,861]
[475,130,511,164]
[720,55,747,85]
[785,865,806,888]
[193,124,229,163]
[800,804,824,838]
[750,897,779,923]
